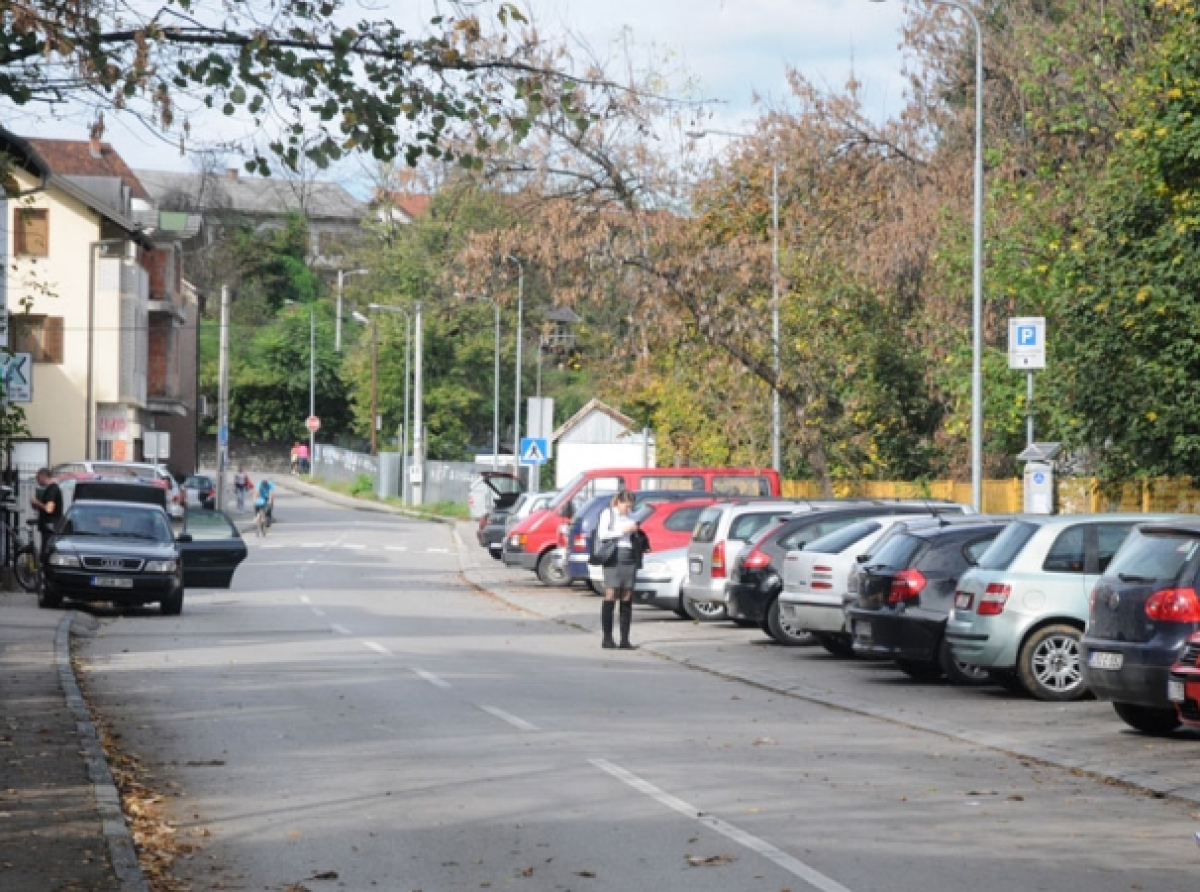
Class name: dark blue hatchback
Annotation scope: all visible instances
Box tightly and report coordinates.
[1082,520,1200,734]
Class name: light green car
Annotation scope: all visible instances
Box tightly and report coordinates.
[945,514,1177,701]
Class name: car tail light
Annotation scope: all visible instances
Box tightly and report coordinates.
[711,541,726,579]
[1145,587,1200,623]
[888,569,926,603]
[812,564,834,590]
[975,583,1012,616]
[556,523,569,548]
[742,547,771,571]
[572,533,588,552]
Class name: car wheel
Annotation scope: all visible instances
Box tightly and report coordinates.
[683,594,726,622]
[1111,701,1182,735]
[1016,623,1086,701]
[536,550,570,587]
[895,658,944,681]
[160,589,184,616]
[815,633,856,657]
[766,599,817,646]
[938,640,991,686]
[37,584,63,610]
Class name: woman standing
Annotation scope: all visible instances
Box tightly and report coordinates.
[594,490,649,650]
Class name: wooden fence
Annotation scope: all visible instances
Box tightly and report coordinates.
[782,477,1200,515]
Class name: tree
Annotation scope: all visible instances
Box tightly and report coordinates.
[1,1,608,175]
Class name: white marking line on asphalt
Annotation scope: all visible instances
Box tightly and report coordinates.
[478,705,540,732]
[589,759,853,892]
[386,546,408,552]
[363,641,391,655]
[411,668,451,689]
[342,543,366,549]
[302,543,323,549]
[331,624,353,636]
[299,595,311,604]
[427,547,451,553]
[311,608,326,618]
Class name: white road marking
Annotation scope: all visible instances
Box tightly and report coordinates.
[311,608,326,618]
[478,705,539,732]
[363,641,391,655]
[299,595,311,604]
[302,543,323,549]
[411,668,451,689]
[342,543,366,550]
[589,759,854,892]
[330,624,353,636]
[385,546,408,552]
[426,547,451,553]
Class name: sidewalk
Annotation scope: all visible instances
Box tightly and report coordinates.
[0,592,144,892]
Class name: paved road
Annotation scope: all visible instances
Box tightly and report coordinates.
[76,490,1200,891]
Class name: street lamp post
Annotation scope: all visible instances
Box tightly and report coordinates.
[687,129,782,473]
[506,255,524,480]
[335,268,369,353]
[871,0,985,511]
[369,303,414,503]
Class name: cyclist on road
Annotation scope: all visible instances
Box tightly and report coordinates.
[254,478,275,527]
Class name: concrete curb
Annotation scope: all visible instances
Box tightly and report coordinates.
[447,524,1200,807]
[57,613,150,892]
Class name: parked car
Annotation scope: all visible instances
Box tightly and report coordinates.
[567,494,718,590]
[182,474,216,509]
[846,518,1010,682]
[57,472,171,516]
[502,466,782,583]
[478,491,555,560]
[467,471,524,520]
[946,514,1168,701]
[780,515,956,656]
[52,460,186,519]
[681,500,816,622]
[40,500,189,614]
[1082,519,1200,734]
[1167,631,1200,729]
[729,502,971,646]
[589,545,691,617]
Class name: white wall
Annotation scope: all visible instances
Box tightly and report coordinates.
[555,441,656,488]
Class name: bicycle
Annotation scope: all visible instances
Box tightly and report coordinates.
[5,517,41,592]
[254,502,272,537]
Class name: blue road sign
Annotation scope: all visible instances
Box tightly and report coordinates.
[1017,324,1039,347]
[519,437,548,465]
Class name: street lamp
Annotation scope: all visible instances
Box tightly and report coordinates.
[335,268,369,352]
[687,128,782,473]
[368,303,416,504]
[871,0,985,511]
[505,254,525,480]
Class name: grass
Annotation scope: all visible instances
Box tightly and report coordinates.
[306,476,469,520]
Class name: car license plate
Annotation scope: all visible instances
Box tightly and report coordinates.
[1087,651,1123,671]
[854,620,872,643]
[689,558,703,575]
[92,576,133,589]
[1167,678,1185,702]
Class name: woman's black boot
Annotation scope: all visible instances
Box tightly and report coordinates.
[601,601,616,649]
[618,601,636,649]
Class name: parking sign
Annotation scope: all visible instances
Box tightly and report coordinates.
[1008,317,1046,369]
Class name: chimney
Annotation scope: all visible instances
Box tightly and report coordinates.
[226,168,239,182]
[89,136,102,159]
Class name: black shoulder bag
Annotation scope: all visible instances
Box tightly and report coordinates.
[589,509,618,566]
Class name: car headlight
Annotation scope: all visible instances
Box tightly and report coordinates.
[48,553,81,568]
[144,559,178,573]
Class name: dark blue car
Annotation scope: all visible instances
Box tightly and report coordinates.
[1082,519,1200,734]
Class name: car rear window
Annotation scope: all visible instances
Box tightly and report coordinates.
[870,533,924,570]
[729,511,785,542]
[975,521,1039,571]
[692,507,724,543]
[1105,530,1200,583]
[1043,525,1087,573]
[805,520,882,555]
[664,505,707,533]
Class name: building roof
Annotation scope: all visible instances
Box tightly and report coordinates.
[392,193,431,220]
[133,168,367,221]
[546,306,582,324]
[25,136,151,200]
[551,398,639,443]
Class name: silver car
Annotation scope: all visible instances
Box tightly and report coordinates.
[591,545,689,616]
[945,513,1176,701]
[682,500,812,621]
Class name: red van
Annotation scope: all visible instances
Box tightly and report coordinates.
[501,467,781,583]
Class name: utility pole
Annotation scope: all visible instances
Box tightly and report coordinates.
[411,301,425,506]
[507,255,524,480]
[369,318,378,455]
[216,286,230,511]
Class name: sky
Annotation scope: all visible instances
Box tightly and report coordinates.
[9,0,911,177]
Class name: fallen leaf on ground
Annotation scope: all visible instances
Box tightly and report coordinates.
[686,854,737,867]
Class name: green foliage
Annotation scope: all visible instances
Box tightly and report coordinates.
[348,474,374,497]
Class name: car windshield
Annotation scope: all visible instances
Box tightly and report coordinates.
[975,521,1039,571]
[549,472,587,509]
[184,476,213,488]
[805,520,883,555]
[1105,530,1200,582]
[868,533,924,570]
[62,505,171,541]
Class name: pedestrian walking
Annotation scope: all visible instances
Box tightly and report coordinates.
[594,490,650,650]
[234,466,250,510]
[297,441,310,474]
[289,442,300,475]
[30,467,63,560]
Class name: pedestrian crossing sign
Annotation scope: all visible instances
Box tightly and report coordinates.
[519,437,549,465]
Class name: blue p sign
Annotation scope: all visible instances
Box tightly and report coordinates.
[1017,324,1038,346]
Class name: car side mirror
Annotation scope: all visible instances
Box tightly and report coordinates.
[176,533,193,544]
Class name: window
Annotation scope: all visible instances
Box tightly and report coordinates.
[712,475,771,496]
[806,521,882,555]
[639,475,702,492]
[1096,523,1135,574]
[13,208,48,256]
[664,505,707,533]
[729,511,785,542]
[12,315,64,363]
[1044,525,1087,573]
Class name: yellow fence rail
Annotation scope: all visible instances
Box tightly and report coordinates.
[781,477,1200,515]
